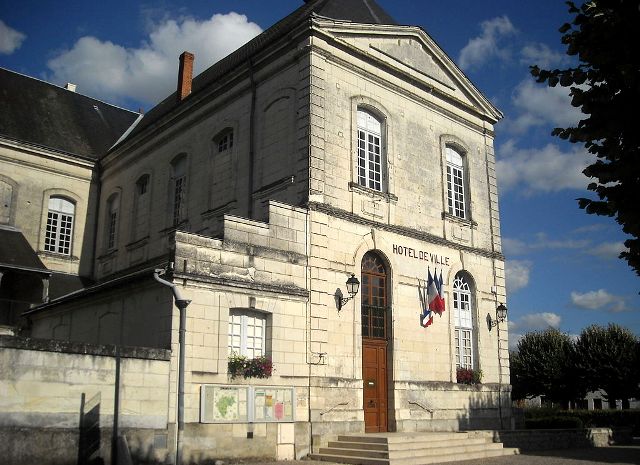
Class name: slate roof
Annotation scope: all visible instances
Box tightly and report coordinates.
[309,0,396,25]
[48,272,94,300]
[0,67,140,160]
[0,227,48,274]
[120,0,396,146]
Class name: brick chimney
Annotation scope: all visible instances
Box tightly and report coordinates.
[177,51,194,102]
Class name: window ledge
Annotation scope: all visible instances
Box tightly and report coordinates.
[125,236,150,251]
[201,200,237,220]
[38,251,79,262]
[442,212,477,228]
[349,182,398,202]
[159,220,189,234]
[97,249,118,261]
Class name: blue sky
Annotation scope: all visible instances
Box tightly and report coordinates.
[1,0,638,347]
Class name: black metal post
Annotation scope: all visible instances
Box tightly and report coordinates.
[112,348,121,465]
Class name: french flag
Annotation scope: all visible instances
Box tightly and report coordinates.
[432,270,446,316]
[419,277,433,328]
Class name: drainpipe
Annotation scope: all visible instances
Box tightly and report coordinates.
[90,161,103,278]
[154,269,191,465]
[247,58,257,219]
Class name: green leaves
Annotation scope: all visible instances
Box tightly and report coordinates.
[529,0,640,279]
[510,329,581,403]
[511,325,640,405]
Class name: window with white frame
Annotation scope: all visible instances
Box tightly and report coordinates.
[228,310,267,358]
[105,193,119,250]
[171,155,187,227]
[357,109,384,191]
[133,175,150,239]
[453,273,474,369]
[44,196,75,255]
[446,146,466,219]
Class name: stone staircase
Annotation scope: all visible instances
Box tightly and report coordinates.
[309,432,519,465]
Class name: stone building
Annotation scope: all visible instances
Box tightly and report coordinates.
[2,0,510,461]
[0,67,139,328]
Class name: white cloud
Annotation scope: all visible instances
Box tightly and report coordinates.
[572,224,607,235]
[0,19,26,55]
[46,12,262,105]
[458,16,517,70]
[570,289,628,313]
[586,241,626,260]
[509,312,562,333]
[532,232,590,250]
[520,43,569,69]
[505,260,531,293]
[497,139,593,194]
[507,79,584,134]
[508,312,563,349]
[502,237,529,256]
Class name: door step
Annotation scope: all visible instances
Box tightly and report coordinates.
[309,432,519,465]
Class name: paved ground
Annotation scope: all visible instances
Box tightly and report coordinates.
[227,443,640,465]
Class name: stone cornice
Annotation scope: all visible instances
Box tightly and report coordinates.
[172,271,309,299]
[308,202,504,261]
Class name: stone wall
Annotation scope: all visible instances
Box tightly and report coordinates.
[491,428,625,450]
[29,279,174,349]
[96,42,310,280]
[0,335,171,465]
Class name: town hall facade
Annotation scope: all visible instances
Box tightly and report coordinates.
[1,0,510,462]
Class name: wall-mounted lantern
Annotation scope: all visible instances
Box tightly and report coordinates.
[336,273,360,312]
[487,303,508,330]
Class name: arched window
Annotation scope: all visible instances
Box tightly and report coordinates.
[133,175,150,239]
[105,193,120,250]
[171,155,187,227]
[446,146,467,219]
[361,251,388,339]
[44,197,75,255]
[357,109,384,192]
[453,272,475,369]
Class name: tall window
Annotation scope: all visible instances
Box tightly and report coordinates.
[105,193,119,249]
[171,155,187,226]
[357,109,383,191]
[453,273,474,369]
[133,175,150,239]
[44,197,74,255]
[228,310,266,358]
[446,146,466,219]
[361,251,388,339]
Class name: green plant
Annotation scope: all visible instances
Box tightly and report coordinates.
[525,408,640,435]
[228,353,248,379]
[244,355,273,379]
[456,367,482,385]
[227,353,273,379]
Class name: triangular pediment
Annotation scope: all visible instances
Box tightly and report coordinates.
[312,19,502,122]
[372,41,456,90]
